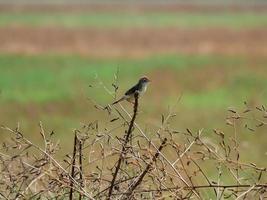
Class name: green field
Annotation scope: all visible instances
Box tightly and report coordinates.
[0,54,266,104]
[1,54,266,165]
[1,12,267,28]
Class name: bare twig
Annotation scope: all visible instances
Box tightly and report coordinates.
[107,92,139,199]
[124,138,167,198]
[69,133,78,200]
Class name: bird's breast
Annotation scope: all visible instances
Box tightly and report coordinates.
[138,83,148,95]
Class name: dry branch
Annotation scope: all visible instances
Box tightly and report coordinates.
[107,92,139,199]
[124,137,168,198]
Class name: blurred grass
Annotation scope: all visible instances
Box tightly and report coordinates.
[1,12,267,28]
[0,54,266,166]
[0,54,266,105]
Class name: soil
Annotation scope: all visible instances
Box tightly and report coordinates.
[1,3,267,13]
[0,26,266,57]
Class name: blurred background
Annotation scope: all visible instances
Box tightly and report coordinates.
[0,0,266,166]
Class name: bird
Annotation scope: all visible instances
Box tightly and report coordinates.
[111,76,151,105]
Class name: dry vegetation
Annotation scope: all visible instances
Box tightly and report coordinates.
[1,83,266,199]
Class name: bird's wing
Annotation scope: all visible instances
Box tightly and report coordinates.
[124,84,139,96]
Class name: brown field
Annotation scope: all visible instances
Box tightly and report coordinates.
[1,3,267,13]
[1,26,267,57]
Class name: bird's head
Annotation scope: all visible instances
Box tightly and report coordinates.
[138,76,151,85]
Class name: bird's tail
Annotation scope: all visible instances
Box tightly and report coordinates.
[112,96,126,105]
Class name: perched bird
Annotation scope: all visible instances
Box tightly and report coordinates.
[112,76,151,105]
